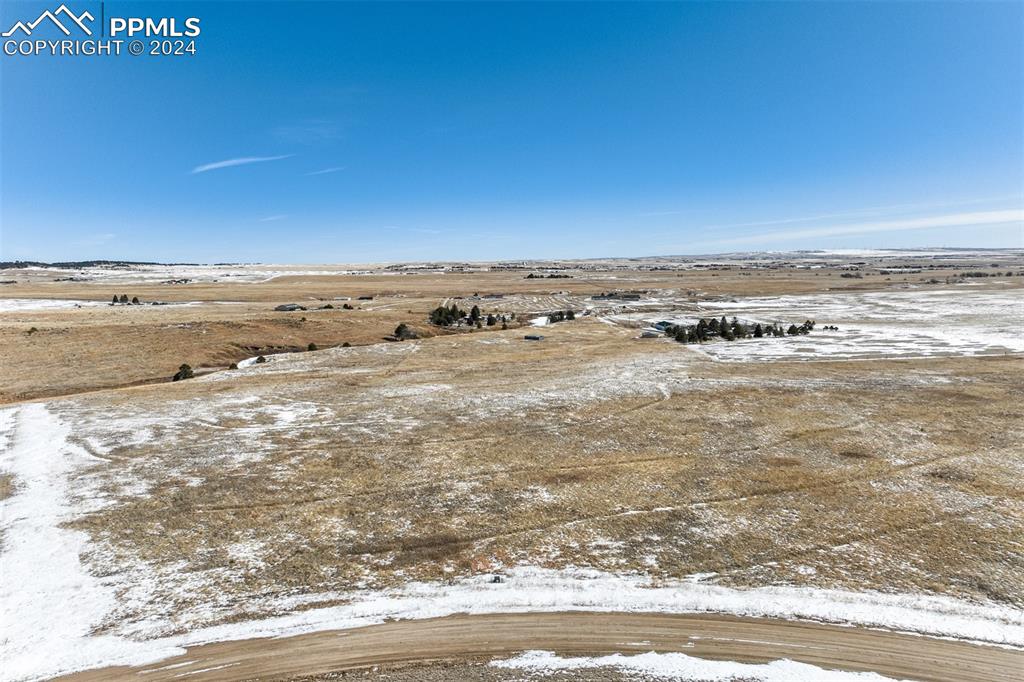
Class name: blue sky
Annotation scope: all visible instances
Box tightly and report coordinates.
[1,1,1021,263]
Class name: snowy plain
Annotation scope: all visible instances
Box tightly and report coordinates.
[610,288,1023,361]
[2,399,1023,680]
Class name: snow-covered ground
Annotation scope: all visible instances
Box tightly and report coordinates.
[491,650,907,681]
[3,264,376,284]
[0,298,107,313]
[2,403,1023,679]
[612,288,1023,361]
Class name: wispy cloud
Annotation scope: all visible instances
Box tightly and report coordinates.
[191,155,293,174]
[305,166,345,176]
[697,209,1024,248]
[258,214,288,222]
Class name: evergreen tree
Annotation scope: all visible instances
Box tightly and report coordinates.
[470,305,481,323]
[172,364,194,381]
[566,310,576,320]
[753,323,763,338]
[119,294,129,303]
[111,295,118,304]
[787,324,799,335]
[131,296,140,305]
[486,314,497,326]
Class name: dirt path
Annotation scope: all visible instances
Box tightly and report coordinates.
[60,612,1022,682]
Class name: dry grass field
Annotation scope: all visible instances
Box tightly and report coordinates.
[1,253,1022,679]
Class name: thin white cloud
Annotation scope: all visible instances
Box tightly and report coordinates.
[258,214,288,222]
[191,155,293,174]
[305,166,344,176]
[699,209,1024,248]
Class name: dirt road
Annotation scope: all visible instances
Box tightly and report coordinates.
[60,612,1022,682]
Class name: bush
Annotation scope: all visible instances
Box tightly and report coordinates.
[342,342,351,347]
[229,362,238,370]
[394,323,419,340]
[172,364,194,381]
[307,342,318,351]
[255,355,268,364]
[131,296,140,304]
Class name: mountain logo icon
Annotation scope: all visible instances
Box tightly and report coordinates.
[2,4,94,37]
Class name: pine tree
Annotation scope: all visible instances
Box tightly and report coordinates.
[111,295,118,305]
[753,323,763,338]
[470,305,481,323]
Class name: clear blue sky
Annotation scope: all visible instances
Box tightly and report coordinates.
[1,1,1022,263]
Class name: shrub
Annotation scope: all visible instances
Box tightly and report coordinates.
[394,323,419,340]
[172,364,194,381]
[342,342,351,347]
[307,342,318,351]
[255,355,268,364]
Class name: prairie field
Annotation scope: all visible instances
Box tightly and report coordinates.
[1,252,1022,681]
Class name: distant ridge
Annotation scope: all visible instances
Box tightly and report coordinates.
[0,260,204,270]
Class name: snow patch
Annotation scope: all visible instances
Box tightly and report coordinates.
[491,649,909,681]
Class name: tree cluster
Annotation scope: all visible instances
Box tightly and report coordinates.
[429,303,466,326]
[429,303,511,329]
[666,316,816,344]
[546,309,576,324]
[111,294,141,305]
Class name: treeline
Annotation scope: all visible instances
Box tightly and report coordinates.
[525,273,572,279]
[665,317,816,344]
[0,259,195,269]
[429,303,513,329]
